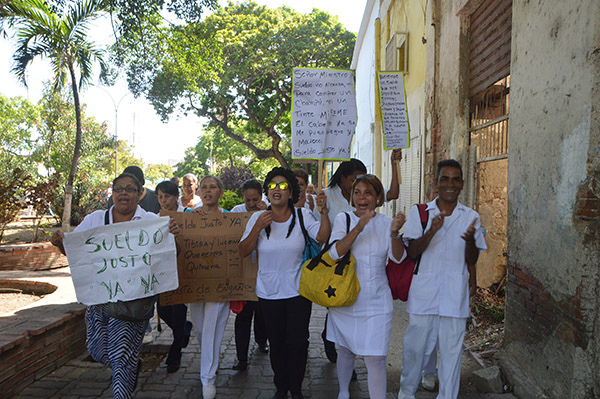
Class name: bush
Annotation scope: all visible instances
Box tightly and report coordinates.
[218,166,254,193]
[219,190,243,211]
[52,177,108,227]
[0,169,30,243]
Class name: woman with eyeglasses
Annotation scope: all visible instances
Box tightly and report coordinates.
[326,174,406,399]
[239,167,331,399]
[50,172,179,399]
[180,173,202,209]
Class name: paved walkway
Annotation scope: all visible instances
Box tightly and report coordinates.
[13,302,516,399]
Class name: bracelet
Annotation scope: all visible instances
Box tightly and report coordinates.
[339,238,349,248]
[320,207,329,215]
[391,232,402,240]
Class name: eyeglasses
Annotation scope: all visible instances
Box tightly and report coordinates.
[267,181,289,190]
[113,186,139,193]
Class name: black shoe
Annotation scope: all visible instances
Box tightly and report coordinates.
[272,391,287,399]
[232,360,247,371]
[291,393,304,399]
[166,363,180,373]
[258,343,269,353]
[351,369,357,381]
[182,321,193,348]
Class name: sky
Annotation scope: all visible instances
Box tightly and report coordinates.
[0,0,366,166]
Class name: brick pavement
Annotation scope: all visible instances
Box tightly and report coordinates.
[14,304,516,399]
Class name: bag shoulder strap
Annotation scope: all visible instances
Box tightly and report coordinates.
[297,207,309,245]
[104,209,110,225]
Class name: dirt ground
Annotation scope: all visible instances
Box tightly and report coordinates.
[0,215,61,245]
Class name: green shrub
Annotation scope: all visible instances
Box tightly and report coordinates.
[219,190,243,211]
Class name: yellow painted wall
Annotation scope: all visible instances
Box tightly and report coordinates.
[380,0,428,96]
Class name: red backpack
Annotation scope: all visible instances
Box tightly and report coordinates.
[386,203,428,301]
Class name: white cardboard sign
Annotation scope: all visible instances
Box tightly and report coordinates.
[63,216,178,305]
[378,72,410,149]
[292,68,357,160]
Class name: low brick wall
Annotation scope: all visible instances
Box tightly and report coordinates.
[0,308,87,398]
[0,242,68,271]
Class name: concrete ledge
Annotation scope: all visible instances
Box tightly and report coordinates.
[0,267,86,398]
[0,242,68,271]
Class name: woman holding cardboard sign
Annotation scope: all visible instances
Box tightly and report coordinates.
[239,167,331,399]
[185,175,230,399]
[326,174,406,399]
[51,172,179,399]
[155,180,193,373]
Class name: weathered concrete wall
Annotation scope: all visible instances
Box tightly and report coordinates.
[476,159,508,288]
[501,0,600,398]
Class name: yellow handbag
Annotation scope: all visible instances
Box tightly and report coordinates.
[298,213,360,307]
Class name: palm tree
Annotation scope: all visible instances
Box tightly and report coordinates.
[3,0,108,230]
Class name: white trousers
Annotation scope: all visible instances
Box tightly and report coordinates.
[188,301,230,386]
[399,314,466,399]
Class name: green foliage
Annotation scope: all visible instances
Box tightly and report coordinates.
[219,190,242,211]
[145,164,174,184]
[0,94,41,176]
[3,0,110,229]
[120,1,355,168]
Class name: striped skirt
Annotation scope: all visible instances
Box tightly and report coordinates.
[85,304,147,399]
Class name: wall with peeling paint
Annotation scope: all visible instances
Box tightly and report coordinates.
[501,0,600,398]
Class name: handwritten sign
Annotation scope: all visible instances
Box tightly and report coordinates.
[159,211,258,304]
[378,72,410,149]
[292,68,357,160]
[63,217,178,306]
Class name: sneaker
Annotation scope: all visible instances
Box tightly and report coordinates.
[421,373,436,391]
[202,384,216,399]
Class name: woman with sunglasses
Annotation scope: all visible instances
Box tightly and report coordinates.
[240,167,331,399]
[326,174,406,399]
[50,172,179,399]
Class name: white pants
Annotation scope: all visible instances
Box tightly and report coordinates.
[188,302,230,386]
[399,314,466,399]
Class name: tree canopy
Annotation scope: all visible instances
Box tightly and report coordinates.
[119,1,356,168]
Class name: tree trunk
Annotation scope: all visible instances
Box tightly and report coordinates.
[61,63,83,231]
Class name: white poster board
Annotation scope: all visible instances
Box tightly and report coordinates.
[63,216,178,305]
[378,72,410,149]
[292,68,357,160]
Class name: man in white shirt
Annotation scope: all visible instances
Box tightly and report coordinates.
[398,159,486,399]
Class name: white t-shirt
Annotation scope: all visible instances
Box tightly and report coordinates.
[403,199,487,318]
[230,204,247,213]
[74,205,158,232]
[241,207,321,300]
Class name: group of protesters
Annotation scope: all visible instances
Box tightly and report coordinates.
[51,152,486,399]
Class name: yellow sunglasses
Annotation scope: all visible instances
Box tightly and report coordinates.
[267,181,289,190]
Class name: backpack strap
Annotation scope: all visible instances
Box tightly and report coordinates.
[104,209,110,225]
[345,212,350,234]
[413,203,429,275]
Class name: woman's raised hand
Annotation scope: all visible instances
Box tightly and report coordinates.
[391,212,406,234]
